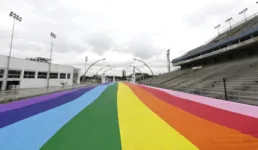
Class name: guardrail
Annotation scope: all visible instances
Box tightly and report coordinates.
[171,87,258,105]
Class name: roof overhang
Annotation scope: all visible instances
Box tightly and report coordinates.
[172,36,258,66]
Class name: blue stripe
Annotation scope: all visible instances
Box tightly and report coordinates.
[0,84,110,150]
[0,87,95,128]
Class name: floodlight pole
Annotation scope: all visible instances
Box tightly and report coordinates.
[47,32,56,89]
[103,67,112,76]
[83,58,105,82]
[102,67,112,82]
[1,12,22,91]
[129,65,144,80]
[133,58,153,77]
[239,8,248,21]
[129,65,142,74]
[134,58,154,85]
[214,24,221,35]
[94,64,110,80]
[85,56,88,74]
[167,49,171,73]
[225,17,233,29]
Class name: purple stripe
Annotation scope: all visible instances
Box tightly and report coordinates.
[139,84,258,118]
[0,89,79,112]
[0,87,95,128]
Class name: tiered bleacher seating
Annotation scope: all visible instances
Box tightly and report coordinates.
[140,69,189,86]
[139,13,258,106]
[139,56,258,106]
[173,15,258,63]
[212,15,258,43]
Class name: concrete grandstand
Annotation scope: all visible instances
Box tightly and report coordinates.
[139,12,258,106]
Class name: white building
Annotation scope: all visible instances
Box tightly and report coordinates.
[0,55,80,90]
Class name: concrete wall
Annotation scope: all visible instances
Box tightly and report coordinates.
[19,78,73,89]
[0,55,78,89]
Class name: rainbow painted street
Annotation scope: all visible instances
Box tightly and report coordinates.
[1,82,258,150]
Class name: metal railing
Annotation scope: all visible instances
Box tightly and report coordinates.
[169,86,258,106]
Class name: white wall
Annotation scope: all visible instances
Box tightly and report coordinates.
[0,55,73,73]
[20,79,47,88]
[19,79,73,89]
[0,55,77,89]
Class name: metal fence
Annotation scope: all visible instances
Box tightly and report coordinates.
[170,86,258,106]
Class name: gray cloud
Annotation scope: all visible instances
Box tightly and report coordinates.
[85,34,114,55]
[0,0,164,65]
[82,33,161,59]
[183,0,245,28]
[0,28,10,39]
[115,36,161,59]
[128,40,160,59]
[2,0,252,76]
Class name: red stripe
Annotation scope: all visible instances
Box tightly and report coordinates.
[139,84,258,138]
[126,83,258,149]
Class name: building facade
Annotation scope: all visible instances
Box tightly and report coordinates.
[122,70,126,77]
[0,55,80,90]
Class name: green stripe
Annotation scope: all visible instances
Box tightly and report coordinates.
[41,83,121,150]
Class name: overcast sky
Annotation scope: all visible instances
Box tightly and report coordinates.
[0,0,257,76]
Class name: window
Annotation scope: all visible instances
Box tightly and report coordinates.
[60,73,66,79]
[38,72,47,79]
[0,70,4,78]
[8,70,21,78]
[24,71,35,79]
[67,73,71,79]
[50,72,58,79]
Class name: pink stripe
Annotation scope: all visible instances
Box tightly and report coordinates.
[139,84,258,118]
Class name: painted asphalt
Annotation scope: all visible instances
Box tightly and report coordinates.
[0,83,94,103]
[0,82,258,150]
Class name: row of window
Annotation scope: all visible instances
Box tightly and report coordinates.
[0,70,4,78]
[0,69,71,79]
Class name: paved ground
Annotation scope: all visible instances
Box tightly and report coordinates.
[0,82,258,150]
[0,82,95,103]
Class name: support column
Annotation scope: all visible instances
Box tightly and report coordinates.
[101,74,105,84]
[132,66,136,83]
[1,69,8,90]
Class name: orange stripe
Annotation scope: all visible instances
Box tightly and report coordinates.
[126,83,258,150]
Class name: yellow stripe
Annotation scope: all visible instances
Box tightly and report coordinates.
[117,83,198,150]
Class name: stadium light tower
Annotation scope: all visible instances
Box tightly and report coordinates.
[47,32,57,89]
[214,24,221,35]
[239,8,248,21]
[225,17,233,29]
[1,11,22,91]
